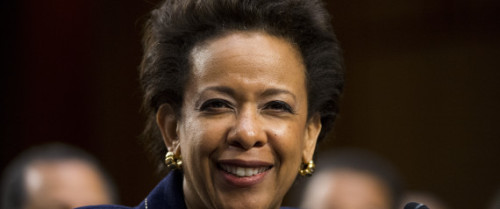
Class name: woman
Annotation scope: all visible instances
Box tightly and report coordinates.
[80,0,343,208]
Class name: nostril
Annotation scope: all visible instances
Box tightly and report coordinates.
[253,141,264,147]
[228,140,264,150]
[228,140,245,149]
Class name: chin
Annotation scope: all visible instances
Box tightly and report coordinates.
[214,189,280,209]
[217,199,277,209]
[210,169,285,209]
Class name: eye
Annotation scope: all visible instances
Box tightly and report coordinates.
[263,100,294,114]
[199,98,232,113]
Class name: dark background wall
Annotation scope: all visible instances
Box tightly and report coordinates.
[1,0,498,209]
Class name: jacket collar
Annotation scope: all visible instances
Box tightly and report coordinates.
[137,170,296,209]
[137,170,187,209]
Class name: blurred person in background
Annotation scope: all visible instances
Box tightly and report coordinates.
[400,191,449,209]
[488,187,500,209]
[1,143,118,209]
[300,148,403,209]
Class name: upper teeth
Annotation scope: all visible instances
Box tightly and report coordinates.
[220,164,269,177]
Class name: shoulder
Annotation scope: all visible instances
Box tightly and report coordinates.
[75,171,182,209]
[75,205,135,209]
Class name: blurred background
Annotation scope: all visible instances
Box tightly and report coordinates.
[1,0,498,208]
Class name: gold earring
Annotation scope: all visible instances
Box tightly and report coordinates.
[299,160,315,176]
[165,151,182,170]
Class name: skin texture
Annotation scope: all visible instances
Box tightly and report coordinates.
[157,31,322,209]
[301,170,393,209]
[23,160,112,209]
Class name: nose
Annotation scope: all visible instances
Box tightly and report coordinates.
[227,107,267,150]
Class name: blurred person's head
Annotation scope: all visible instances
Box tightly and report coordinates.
[1,143,117,209]
[301,148,403,209]
[488,187,500,209]
[400,191,449,209]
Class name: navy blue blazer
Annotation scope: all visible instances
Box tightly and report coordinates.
[76,170,296,209]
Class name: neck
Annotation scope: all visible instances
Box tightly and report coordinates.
[183,177,209,209]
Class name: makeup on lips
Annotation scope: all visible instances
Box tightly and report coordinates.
[217,159,273,187]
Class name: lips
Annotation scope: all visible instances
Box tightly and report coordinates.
[216,159,273,187]
[219,164,270,177]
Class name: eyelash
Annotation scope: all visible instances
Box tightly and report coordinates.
[199,99,232,112]
[198,99,294,114]
[263,100,295,114]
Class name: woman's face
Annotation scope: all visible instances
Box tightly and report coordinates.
[158,31,321,209]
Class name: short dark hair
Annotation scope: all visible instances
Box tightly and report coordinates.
[140,0,344,172]
[0,143,118,209]
[312,149,404,209]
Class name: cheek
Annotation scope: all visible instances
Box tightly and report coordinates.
[267,120,306,162]
[179,116,230,159]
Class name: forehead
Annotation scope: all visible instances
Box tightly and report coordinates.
[319,170,393,208]
[23,160,112,208]
[190,31,305,79]
[24,160,105,196]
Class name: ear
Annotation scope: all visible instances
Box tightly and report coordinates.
[302,113,322,162]
[156,104,181,153]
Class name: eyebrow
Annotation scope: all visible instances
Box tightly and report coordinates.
[200,86,236,97]
[195,86,297,105]
[194,86,236,108]
[260,88,297,102]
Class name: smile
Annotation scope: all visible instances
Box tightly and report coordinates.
[219,164,271,177]
[216,160,273,187]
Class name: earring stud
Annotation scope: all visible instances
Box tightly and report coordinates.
[299,160,315,176]
[165,151,182,170]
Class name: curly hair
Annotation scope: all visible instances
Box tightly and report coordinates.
[139,0,344,172]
